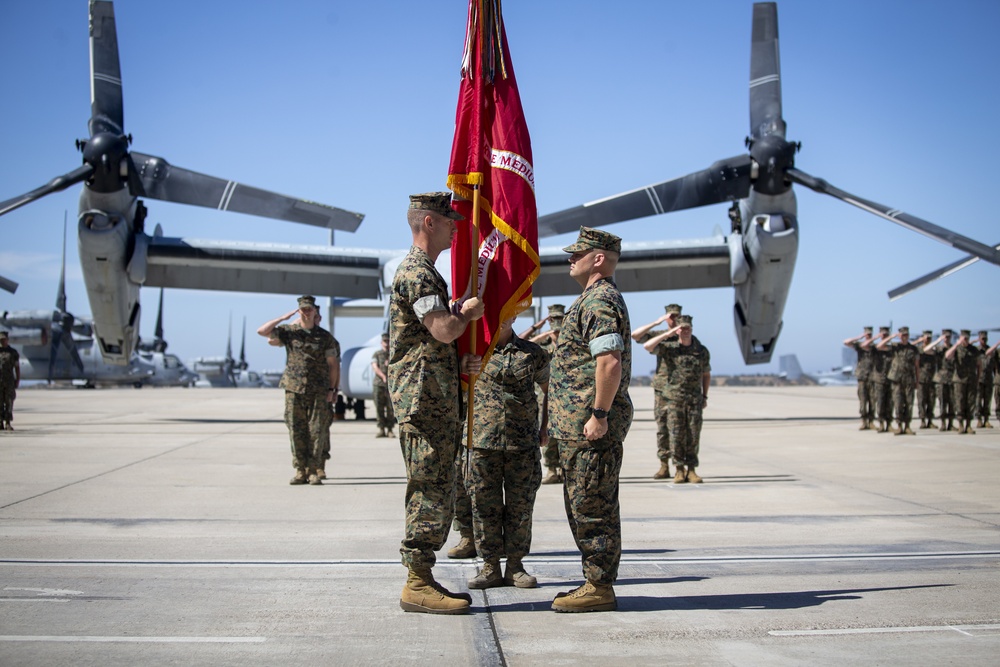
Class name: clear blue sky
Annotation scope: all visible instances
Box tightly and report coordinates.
[1,0,997,376]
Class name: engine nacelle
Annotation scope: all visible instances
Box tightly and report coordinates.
[77,190,141,365]
[732,191,799,364]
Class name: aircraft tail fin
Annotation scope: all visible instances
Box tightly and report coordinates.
[778,354,803,381]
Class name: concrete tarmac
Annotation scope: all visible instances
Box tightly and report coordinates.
[0,385,998,666]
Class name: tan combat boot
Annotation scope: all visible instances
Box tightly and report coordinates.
[400,568,471,614]
[686,468,703,484]
[652,462,671,480]
[376,427,385,438]
[551,580,617,613]
[984,419,994,429]
[903,423,915,435]
[541,467,563,485]
[673,466,687,484]
[966,421,976,435]
[289,468,307,485]
[447,535,476,559]
[387,428,396,437]
[468,558,503,589]
[504,557,538,588]
[308,469,322,485]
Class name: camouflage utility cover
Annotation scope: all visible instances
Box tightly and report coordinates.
[271,323,339,394]
[388,245,461,428]
[471,334,550,450]
[549,277,632,442]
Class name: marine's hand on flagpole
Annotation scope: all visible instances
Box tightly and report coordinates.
[459,296,485,322]
[461,353,483,376]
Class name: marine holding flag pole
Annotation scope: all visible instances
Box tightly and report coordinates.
[447,0,541,454]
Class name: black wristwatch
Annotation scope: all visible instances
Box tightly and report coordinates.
[590,407,608,419]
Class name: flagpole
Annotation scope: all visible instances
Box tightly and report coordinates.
[466,184,481,465]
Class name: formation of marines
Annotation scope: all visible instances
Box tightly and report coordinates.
[845,326,998,435]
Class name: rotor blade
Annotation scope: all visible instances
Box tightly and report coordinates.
[787,167,1000,266]
[749,2,785,140]
[888,241,1000,301]
[130,152,364,232]
[0,275,17,294]
[56,213,68,313]
[0,164,93,217]
[89,0,124,136]
[538,155,752,238]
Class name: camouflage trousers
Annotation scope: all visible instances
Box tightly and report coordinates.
[953,381,977,421]
[0,385,14,423]
[871,380,891,422]
[891,380,915,425]
[399,422,460,570]
[667,399,702,468]
[917,379,935,421]
[856,379,872,419]
[284,391,332,471]
[978,378,993,419]
[452,448,474,538]
[994,384,1000,420]
[466,446,542,561]
[653,391,671,463]
[373,384,396,431]
[557,438,623,586]
[936,382,954,420]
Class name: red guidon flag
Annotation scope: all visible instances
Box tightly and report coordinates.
[447,0,539,380]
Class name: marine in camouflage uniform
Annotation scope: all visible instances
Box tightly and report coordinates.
[869,326,894,433]
[916,330,937,428]
[947,329,981,434]
[880,327,919,435]
[523,303,563,484]
[389,192,484,615]
[989,342,1000,424]
[464,318,549,590]
[259,296,340,485]
[924,329,955,431]
[548,227,632,613]
[370,333,396,437]
[632,304,683,479]
[844,327,875,429]
[0,331,20,430]
[656,315,710,482]
[975,331,994,428]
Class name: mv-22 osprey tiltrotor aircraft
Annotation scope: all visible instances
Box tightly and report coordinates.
[0,1,368,365]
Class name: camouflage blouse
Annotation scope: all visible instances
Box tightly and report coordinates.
[851,341,873,381]
[0,346,20,386]
[388,246,461,428]
[470,334,550,450]
[951,344,981,385]
[271,324,339,394]
[663,338,711,404]
[886,342,918,383]
[371,348,389,388]
[549,277,632,443]
[637,330,677,393]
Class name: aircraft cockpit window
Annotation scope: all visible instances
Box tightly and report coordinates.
[165,355,180,368]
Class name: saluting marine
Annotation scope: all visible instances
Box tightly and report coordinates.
[946,329,981,435]
[975,331,993,429]
[0,331,21,431]
[916,330,937,428]
[924,329,956,431]
[869,326,894,433]
[879,326,919,435]
[844,327,875,430]
[521,303,564,485]
[632,303,683,479]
